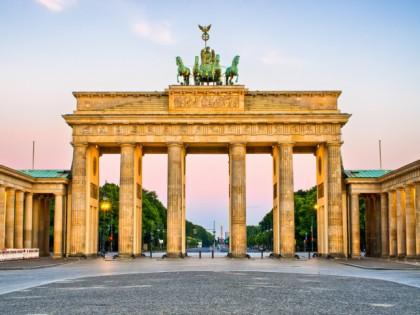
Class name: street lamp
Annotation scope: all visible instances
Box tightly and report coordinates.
[100,181,112,254]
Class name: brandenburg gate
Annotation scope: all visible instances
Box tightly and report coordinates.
[63,85,351,258]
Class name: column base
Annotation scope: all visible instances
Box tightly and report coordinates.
[397,253,407,259]
[52,253,63,259]
[227,253,249,259]
[117,253,135,259]
[351,254,361,259]
[280,253,296,259]
[269,253,281,259]
[165,252,184,259]
[405,255,416,260]
[380,254,390,259]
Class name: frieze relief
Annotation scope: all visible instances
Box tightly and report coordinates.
[75,123,338,137]
[173,95,239,109]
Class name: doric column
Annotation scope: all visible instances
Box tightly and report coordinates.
[133,145,143,257]
[119,143,135,258]
[365,196,371,255]
[278,142,294,258]
[415,183,420,259]
[396,188,406,258]
[388,191,397,257]
[42,197,50,256]
[70,143,87,256]
[380,193,389,257]
[0,185,5,249]
[166,143,185,258]
[53,194,63,258]
[32,195,40,248]
[38,195,45,253]
[327,142,344,257]
[14,191,24,249]
[229,142,247,258]
[272,146,280,256]
[5,188,15,248]
[350,193,360,258]
[23,192,33,248]
[405,185,416,259]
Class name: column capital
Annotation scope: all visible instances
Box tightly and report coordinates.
[5,187,15,192]
[71,142,88,148]
[119,142,136,147]
[326,141,343,147]
[24,192,33,197]
[277,141,295,147]
[54,193,64,197]
[167,142,184,148]
[229,142,247,148]
[351,193,359,198]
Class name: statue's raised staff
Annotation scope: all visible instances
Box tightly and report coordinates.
[225,55,240,85]
[176,56,190,86]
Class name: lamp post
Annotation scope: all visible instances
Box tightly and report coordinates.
[100,181,112,255]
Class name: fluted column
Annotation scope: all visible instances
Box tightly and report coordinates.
[365,196,372,255]
[23,192,33,248]
[415,183,420,259]
[32,195,40,248]
[350,193,360,258]
[272,146,280,256]
[277,143,294,258]
[53,194,63,258]
[405,185,416,259]
[70,143,87,256]
[380,193,389,257]
[42,197,50,256]
[388,191,397,257]
[119,143,135,258]
[327,142,344,257]
[5,188,15,248]
[229,142,247,258]
[14,191,24,249]
[396,188,406,258]
[0,185,5,249]
[167,143,184,258]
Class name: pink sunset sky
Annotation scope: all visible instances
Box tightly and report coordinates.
[1,1,419,228]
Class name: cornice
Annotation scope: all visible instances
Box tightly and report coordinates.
[0,165,35,184]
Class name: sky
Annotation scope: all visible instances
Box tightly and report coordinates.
[1,0,419,230]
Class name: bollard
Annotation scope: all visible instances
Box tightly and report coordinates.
[212,250,214,259]
[308,251,310,259]
[199,251,201,259]
[150,250,152,259]
[261,251,263,259]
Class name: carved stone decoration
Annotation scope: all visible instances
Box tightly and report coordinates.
[173,95,239,109]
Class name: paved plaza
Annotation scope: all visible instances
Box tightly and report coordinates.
[1,255,420,314]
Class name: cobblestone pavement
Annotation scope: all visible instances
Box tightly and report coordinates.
[1,255,420,314]
[0,271,419,314]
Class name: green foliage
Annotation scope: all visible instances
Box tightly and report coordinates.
[186,220,214,247]
[294,186,317,249]
[246,186,318,251]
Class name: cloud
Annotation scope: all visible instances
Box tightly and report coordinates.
[36,0,78,12]
[132,20,176,45]
[261,51,303,66]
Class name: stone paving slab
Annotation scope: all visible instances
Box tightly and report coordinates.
[0,257,81,270]
[335,258,420,270]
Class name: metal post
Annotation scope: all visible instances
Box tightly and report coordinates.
[212,249,214,259]
[199,251,201,259]
[261,251,263,259]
